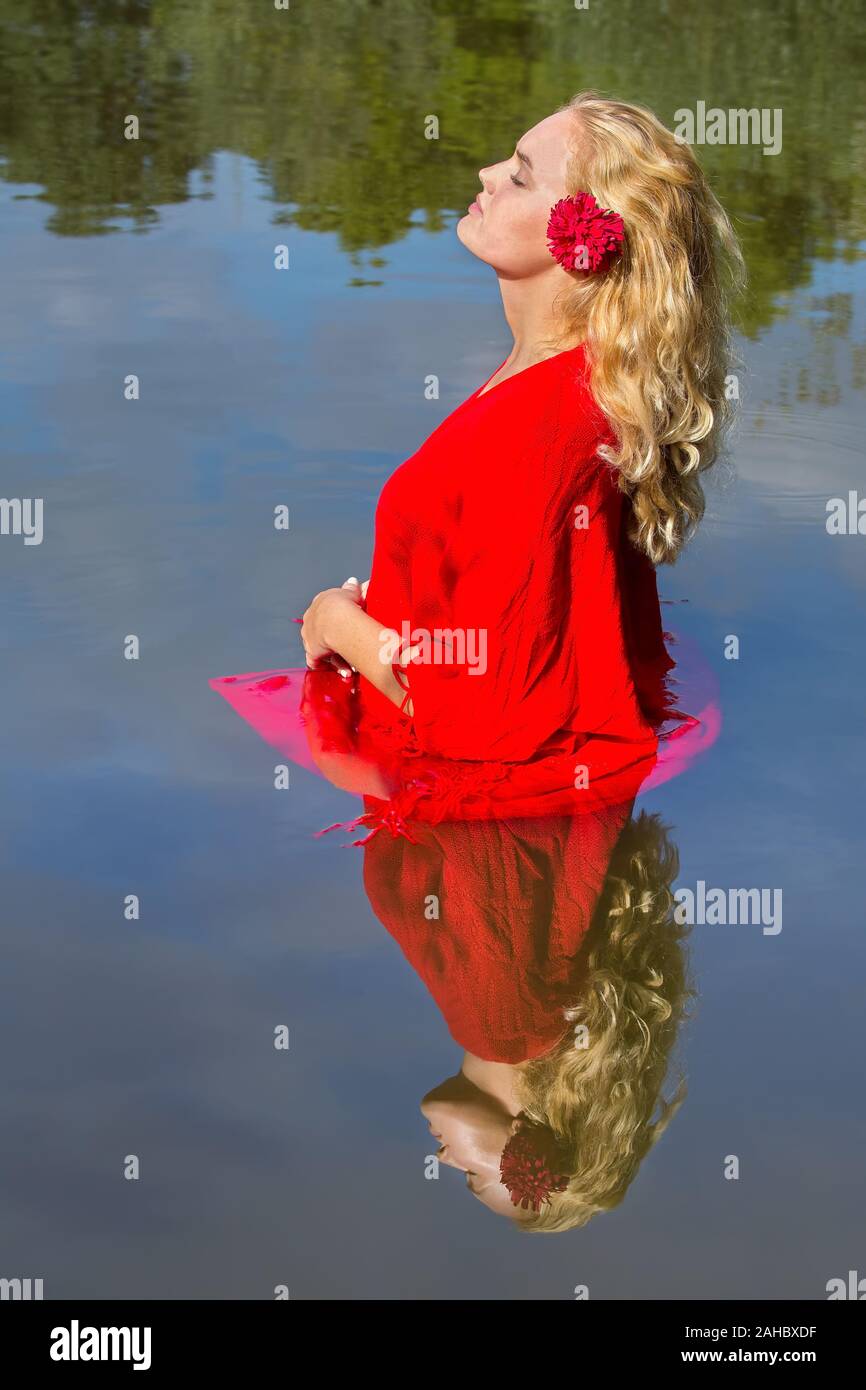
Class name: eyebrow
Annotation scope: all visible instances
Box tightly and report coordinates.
[516,146,533,171]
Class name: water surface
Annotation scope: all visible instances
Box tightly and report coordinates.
[1,0,865,1298]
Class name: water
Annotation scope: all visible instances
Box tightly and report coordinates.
[1,0,865,1298]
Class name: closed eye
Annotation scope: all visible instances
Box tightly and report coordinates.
[510,172,525,186]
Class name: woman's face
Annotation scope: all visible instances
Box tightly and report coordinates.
[421,1073,534,1221]
[456,109,577,277]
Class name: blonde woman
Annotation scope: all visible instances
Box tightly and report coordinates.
[215,100,739,834]
[295,91,743,804]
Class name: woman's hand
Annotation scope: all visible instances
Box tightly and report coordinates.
[300,583,360,673]
[299,574,411,715]
[299,577,370,674]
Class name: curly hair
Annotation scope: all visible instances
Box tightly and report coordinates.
[553,91,745,564]
[515,811,693,1233]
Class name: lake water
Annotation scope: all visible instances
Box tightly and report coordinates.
[1,0,865,1299]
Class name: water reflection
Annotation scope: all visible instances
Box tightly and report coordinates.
[364,803,690,1232]
[2,0,865,1302]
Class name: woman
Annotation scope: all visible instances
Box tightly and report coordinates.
[298,92,742,785]
[210,93,732,1228]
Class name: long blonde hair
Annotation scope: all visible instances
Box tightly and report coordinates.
[515,812,692,1233]
[556,91,745,564]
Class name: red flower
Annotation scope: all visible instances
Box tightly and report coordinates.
[546,191,625,273]
[499,1113,571,1212]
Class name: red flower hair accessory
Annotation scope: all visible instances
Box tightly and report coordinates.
[499,1112,571,1213]
[546,191,625,273]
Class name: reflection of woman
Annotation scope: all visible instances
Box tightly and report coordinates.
[298,91,742,799]
[364,804,691,1231]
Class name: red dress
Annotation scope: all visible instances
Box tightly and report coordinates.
[363,342,663,757]
[211,342,719,835]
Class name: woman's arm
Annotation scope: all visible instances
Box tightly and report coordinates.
[300,585,414,715]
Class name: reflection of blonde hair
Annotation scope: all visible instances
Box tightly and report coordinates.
[516,812,691,1233]
[555,91,745,564]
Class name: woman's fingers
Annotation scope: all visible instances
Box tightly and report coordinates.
[300,584,360,679]
[342,576,369,608]
[305,652,350,677]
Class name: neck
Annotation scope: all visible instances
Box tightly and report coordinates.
[461,1052,525,1115]
[497,271,578,364]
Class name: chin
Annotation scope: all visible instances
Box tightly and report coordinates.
[457,228,489,265]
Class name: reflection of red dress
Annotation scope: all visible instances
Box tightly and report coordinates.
[363,803,631,1063]
[211,343,719,834]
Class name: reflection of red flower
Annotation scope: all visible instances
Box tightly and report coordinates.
[546,191,625,273]
[499,1113,571,1212]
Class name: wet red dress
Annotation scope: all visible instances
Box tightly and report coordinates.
[211,342,719,835]
[364,342,664,756]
